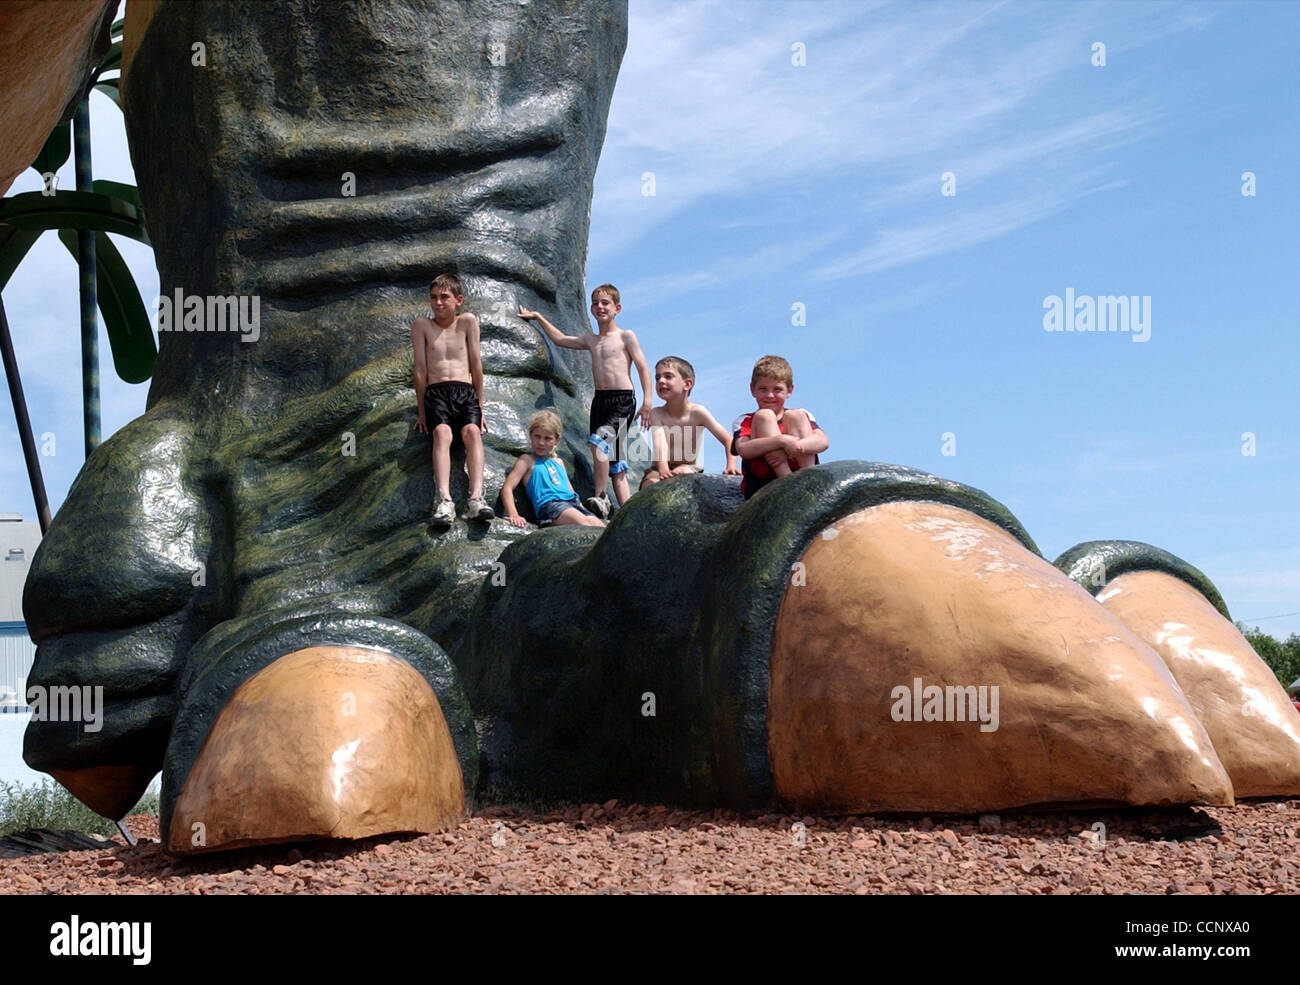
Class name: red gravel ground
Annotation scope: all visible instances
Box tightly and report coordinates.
[1,800,1296,894]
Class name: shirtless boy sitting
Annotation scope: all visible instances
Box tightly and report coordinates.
[732,354,830,500]
[518,284,652,519]
[412,273,494,528]
[641,356,740,489]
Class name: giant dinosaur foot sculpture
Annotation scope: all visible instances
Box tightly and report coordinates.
[460,463,1233,814]
[24,0,626,826]
[18,0,1286,854]
[1057,542,1300,799]
[32,454,1250,854]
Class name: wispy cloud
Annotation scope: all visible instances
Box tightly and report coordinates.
[591,0,1210,285]
[618,226,847,313]
[812,174,1127,280]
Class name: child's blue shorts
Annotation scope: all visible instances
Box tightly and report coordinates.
[535,496,595,527]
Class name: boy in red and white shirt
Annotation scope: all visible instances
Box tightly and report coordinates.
[731,355,829,500]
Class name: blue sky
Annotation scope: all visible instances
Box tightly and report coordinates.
[2,0,1297,636]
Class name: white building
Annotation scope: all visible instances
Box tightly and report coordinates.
[0,513,41,714]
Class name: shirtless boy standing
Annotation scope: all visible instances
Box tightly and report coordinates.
[412,273,494,528]
[641,356,740,489]
[518,284,652,518]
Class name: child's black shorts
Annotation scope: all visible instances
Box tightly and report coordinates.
[588,388,636,462]
[424,381,482,432]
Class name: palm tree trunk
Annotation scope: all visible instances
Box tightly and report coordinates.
[74,95,100,459]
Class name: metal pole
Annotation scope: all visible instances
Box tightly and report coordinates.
[74,95,100,459]
[0,297,53,533]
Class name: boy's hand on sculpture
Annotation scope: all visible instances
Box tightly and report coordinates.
[517,306,583,350]
[508,514,528,528]
[414,411,429,435]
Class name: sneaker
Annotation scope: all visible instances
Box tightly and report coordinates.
[465,496,495,521]
[431,497,455,528]
[583,493,611,520]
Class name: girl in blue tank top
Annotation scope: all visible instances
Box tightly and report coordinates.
[501,410,605,528]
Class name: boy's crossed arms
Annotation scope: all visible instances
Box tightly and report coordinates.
[732,354,829,500]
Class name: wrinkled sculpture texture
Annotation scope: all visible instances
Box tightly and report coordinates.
[17,0,1300,854]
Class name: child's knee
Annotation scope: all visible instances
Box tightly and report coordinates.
[751,408,779,435]
[460,423,482,444]
[433,423,453,443]
[785,410,813,436]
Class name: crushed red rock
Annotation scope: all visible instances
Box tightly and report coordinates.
[1,801,1296,894]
